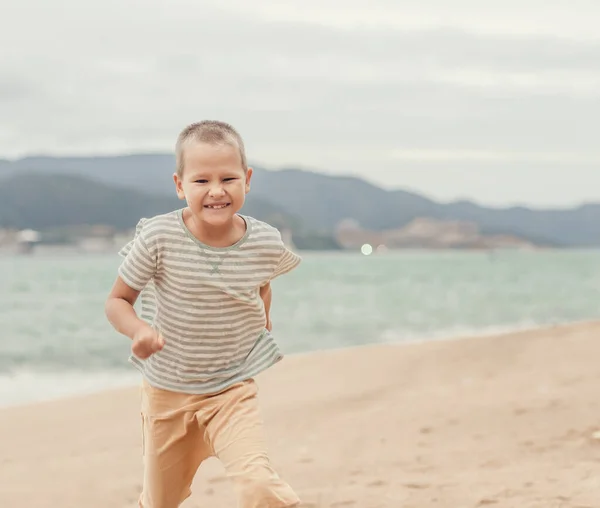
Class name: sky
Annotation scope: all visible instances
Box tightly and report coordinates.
[1,0,599,207]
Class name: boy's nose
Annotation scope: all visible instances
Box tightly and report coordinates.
[209,185,225,196]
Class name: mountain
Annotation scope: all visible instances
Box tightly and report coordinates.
[250,168,439,233]
[1,154,600,246]
[440,200,600,247]
[249,169,600,246]
[1,154,176,195]
[0,172,301,233]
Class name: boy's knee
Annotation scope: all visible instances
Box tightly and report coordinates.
[235,468,300,508]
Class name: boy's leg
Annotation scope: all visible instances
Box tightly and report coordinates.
[139,381,211,508]
[204,379,301,508]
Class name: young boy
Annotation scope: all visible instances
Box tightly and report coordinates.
[105,120,302,508]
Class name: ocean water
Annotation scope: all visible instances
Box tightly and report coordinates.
[1,249,599,407]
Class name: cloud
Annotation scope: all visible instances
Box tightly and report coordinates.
[0,75,36,102]
[0,0,599,204]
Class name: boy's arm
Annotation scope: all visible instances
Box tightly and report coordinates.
[105,276,164,358]
[105,276,147,339]
[259,282,272,331]
[260,240,301,332]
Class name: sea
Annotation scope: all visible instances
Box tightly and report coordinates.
[1,249,599,408]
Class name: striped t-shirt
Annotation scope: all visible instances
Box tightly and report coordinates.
[117,208,301,394]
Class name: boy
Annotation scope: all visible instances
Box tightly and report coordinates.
[105,120,302,508]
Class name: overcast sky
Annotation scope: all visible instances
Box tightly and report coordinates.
[1,0,599,207]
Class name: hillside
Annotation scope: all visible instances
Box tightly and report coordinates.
[1,154,175,195]
[0,172,300,233]
[2,154,600,246]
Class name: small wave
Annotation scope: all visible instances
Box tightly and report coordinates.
[379,321,554,345]
[0,369,141,408]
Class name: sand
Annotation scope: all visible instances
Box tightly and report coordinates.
[1,321,600,507]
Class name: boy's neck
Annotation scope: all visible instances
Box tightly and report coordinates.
[183,208,246,248]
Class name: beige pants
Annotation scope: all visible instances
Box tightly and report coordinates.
[139,378,300,508]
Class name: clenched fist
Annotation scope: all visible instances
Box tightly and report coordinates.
[132,325,165,359]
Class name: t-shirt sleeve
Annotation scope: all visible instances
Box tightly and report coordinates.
[117,219,156,291]
[270,244,301,280]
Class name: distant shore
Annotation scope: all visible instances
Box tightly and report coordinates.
[0,244,587,257]
[1,321,599,507]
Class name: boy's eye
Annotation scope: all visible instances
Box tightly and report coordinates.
[193,178,237,183]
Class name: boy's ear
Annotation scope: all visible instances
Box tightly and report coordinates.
[245,167,253,194]
[173,173,186,200]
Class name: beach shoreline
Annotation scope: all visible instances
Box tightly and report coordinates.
[3,319,596,411]
[2,320,600,507]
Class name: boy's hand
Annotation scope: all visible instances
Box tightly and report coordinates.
[266,318,272,331]
[132,325,165,359]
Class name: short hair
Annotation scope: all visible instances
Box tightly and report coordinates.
[175,120,247,176]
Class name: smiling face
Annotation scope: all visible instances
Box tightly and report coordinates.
[173,141,252,228]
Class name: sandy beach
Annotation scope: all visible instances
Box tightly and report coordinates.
[1,321,600,507]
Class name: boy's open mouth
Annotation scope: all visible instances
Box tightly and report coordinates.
[204,203,230,209]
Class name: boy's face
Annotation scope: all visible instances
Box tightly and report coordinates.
[174,141,252,227]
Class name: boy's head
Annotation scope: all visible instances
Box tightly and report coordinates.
[173,121,253,227]
[175,120,248,178]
